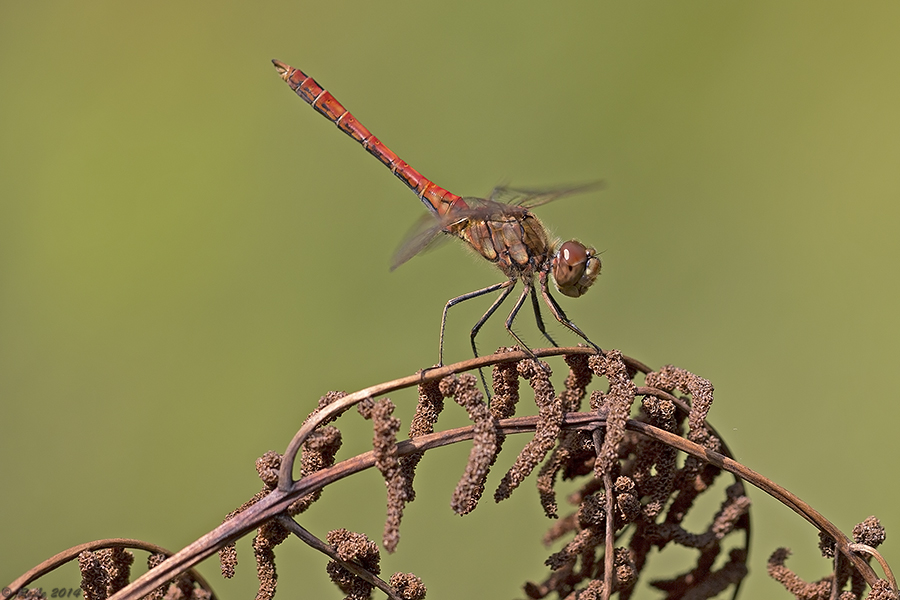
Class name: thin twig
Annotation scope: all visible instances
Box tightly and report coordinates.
[276,516,402,600]
[850,544,898,594]
[829,552,841,600]
[591,428,615,600]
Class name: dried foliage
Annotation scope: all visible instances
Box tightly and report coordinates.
[769,517,892,600]
[326,529,382,600]
[5,540,216,600]
[358,398,406,552]
[495,358,564,502]
[440,373,500,515]
[79,548,133,600]
[5,347,896,600]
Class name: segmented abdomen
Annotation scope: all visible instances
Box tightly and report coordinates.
[273,60,467,218]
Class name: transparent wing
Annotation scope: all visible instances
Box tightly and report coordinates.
[487,181,606,209]
[390,211,453,271]
[390,181,605,270]
[390,196,525,271]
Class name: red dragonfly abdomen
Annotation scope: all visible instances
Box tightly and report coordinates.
[273,60,467,218]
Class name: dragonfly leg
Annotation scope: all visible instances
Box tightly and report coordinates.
[466,280,518,396]
[439,279,516,367]
[509,283,553,377]
[503,284,537,358]
[530,285,558,347]
[539,272,601,352]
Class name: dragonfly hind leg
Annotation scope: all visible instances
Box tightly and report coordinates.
[502,285,538,359]
[466,280,518,361]
[464,280,519,396]
[438,279,516,367]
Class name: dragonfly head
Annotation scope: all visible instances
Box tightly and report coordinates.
[552,241,601,298]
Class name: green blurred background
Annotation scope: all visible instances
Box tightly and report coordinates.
[2,2,898,598]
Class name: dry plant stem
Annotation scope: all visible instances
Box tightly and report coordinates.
[829,555,839,600]
[851,544,897,591]
[603,468,615,600]
[5,538,216,600]
[591,428,615,600]
[832,569,840,600]
[93,348,881,600]
[104,415,880,600]
[275,516,402,600]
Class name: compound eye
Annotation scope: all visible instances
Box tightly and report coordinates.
[560,241,587,266]
[552,241,600,298]
[554,241,588,286]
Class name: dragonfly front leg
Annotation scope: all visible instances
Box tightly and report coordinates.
[439,279,516,367]
[539,272,601,352]
[530,285,558,347]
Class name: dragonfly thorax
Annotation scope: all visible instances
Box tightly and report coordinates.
[450,209,554,280]
[551,240,601,298]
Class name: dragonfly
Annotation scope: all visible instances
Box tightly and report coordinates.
[273,60,602,389]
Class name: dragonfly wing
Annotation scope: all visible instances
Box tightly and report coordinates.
[488,181,606,209]
[390,201,505,271]
[390,181,605,270]
[390,212,452,271]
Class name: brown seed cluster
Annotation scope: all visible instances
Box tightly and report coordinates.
[326,529,382,600]
[358,397,406,552]
[76,548,210,600]
[772,517,890,600]
[494,358,564,502]
[79,548,134,600]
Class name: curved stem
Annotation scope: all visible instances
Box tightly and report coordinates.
[277,346,650,490]
[4,538,217,600]
[850,544,897,594]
